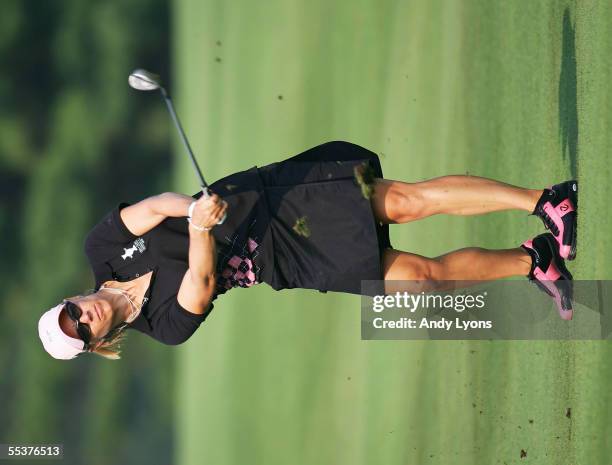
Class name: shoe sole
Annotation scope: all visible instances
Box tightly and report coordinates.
[542,233,573,281]
[567,180,578,261]
[540,233,574,316]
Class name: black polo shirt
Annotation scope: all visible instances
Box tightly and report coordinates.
[84,166,274,345]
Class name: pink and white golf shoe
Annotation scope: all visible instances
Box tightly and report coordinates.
[521,233,574,320]
[532,180,578,260]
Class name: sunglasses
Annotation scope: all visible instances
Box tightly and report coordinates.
[63,300,92,349]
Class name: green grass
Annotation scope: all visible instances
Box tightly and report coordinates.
[172,1,612,464]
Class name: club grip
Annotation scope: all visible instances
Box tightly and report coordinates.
[201,187,227,225]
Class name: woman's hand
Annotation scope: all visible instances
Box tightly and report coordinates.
[189,193,228,230]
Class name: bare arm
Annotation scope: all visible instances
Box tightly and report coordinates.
[177,229,217,315]
[120,192,194,236]
[177,194,228,315]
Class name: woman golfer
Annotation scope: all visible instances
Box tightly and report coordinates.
[38,141,577,360]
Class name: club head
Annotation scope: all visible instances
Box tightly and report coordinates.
[128,69,162,91]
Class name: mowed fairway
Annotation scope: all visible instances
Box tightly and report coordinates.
[172,2,612,464]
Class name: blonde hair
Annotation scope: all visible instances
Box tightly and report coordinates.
[90,324,129,360]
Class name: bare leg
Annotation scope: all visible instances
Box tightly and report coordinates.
[371,176,544,224]
[382,247,532,293]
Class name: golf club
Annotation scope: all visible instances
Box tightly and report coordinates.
[128,68,226,224]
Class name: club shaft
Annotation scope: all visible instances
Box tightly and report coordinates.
[160,87,209,192]
[158,87,226,224]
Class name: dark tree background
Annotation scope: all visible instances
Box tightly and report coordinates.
[0,1,180,464]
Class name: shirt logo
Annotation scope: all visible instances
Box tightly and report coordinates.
[122,238,146,260]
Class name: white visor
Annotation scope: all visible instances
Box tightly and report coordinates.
[38,303,86,360]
